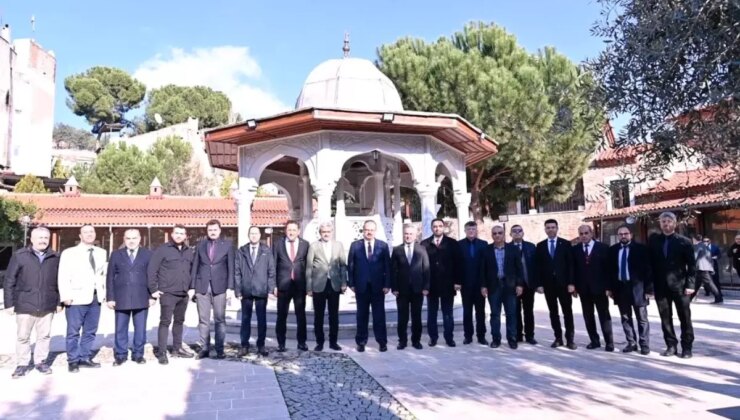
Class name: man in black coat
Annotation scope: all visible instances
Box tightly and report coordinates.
[190,219,235,359]
[607,225,652,355]
[648,212,696,359]
[235,226,276,357]
[421,218,461,347]
[391,224,430,350]
[148,225,195,364]
[458,221,489,345]
[4,227,61,378]
[510,224,538,345]
[481,226,524,349]
[534,219,577,350]
[572,225,614,352]
[106,229,153,366]
[273,220,310,352]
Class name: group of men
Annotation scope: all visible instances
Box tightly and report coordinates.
[1,210,718,379]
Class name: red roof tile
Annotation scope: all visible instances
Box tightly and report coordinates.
[592,145,644,166]
[636,166,733,197]
[585,190,740,221]
[3,193,289,227]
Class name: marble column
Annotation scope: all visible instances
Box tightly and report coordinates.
[454,192,472,240]
[236,176,259,246]
[392,173,403,245]
[313,181,336,222]
[416,181,440,239]
[373,171,386,217]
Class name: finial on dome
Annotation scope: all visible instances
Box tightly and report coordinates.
[342,32,350,58]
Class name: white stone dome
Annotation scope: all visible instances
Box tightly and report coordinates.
[295,57,404,112]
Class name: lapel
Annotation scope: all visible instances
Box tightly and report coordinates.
[407,244,419,267]
[246,244,260,269]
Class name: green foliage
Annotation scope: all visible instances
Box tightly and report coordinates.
[377,22,605,219]
[64,66,146,125]
[51,159,70,179]
[14,174,49,193]
[0,198,37,244]
[52,123,98,150]
[145,85,231,130]
[219,172,238,198]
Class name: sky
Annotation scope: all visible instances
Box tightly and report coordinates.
[2,0,616,130]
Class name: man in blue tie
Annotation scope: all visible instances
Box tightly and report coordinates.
[458,221,488,345]
[606,225,652,355]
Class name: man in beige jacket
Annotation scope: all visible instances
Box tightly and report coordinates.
[58,224,107,372]
[306,221,347,351]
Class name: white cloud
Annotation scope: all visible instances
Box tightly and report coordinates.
[133,46,289,119]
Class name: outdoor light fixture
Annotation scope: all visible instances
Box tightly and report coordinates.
[625,216,636,224]
[381,113,394,123]
[246,119,257,129]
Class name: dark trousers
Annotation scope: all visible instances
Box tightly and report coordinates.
[158,293,188,354]
[462,289,486,340]
[355,289,387,346]
[276,281,307,346]
[313,281,340,345]
[397,293,423,344]
[580,293,613,345]
[427,294,454,342]
[618,303,649,349]
[692,271,722,301]
[65,293,102,363]
[710,261,722,294]
[656,292,693,350]
[488,286,517,344]
[241,296,267,347]
[544,287,574,343]
[114,308,148,359]
[516,286,536,340]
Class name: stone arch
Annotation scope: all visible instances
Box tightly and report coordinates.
[240,142,318,185]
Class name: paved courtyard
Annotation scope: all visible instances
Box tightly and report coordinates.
[1,293,739,419]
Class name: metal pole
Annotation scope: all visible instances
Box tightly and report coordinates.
[23,224,28,247]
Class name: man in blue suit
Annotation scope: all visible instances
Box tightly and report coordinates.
[106,229,153,366]
[348,220,391,352]
[510,225,538,345]
[458,221,488,345]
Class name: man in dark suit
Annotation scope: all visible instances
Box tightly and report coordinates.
[729,233,740,282]
[535,219,577,350]
[458,221,489,345]
[273,220,310,352]
[421,218,461,347]
[510,224,537,345]
[391,224,430,350]
[481,225,524,349]
[606,225,652,355]
[106,229,153,366]
[648,211,696,359]
[348,220,391,352]
[573,225,614,352]
[190,219,235,359]
[235,226,276,357]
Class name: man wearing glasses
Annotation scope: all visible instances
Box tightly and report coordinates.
[509,225,538,345]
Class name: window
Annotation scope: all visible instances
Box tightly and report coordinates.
[610,179,631,209]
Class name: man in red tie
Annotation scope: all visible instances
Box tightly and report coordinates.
[273,220,310,352]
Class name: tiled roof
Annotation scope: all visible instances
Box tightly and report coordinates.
[636,166,733,197]
[3,193,289,227]
[592,145,644,166]
[584,190,740,221]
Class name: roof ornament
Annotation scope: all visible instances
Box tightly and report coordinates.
[342,32,350,58]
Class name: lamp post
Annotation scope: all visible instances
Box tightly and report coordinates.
[20,215,31,247]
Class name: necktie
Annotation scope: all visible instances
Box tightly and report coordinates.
[518,243,528,284]
[367,241,373,259]
[549,240,555,258]
[251,246,257,264]
[406,244,412,264]
[208,241,216,262]
[435,237,441,247]
[289,240,296,280]
[469,241,475,258]
[129,249,135,263]
[88,248,96,271]
[620,245,629,282]
[584,243,590,264]
[662,237,669,258]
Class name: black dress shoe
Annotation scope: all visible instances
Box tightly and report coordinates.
[508,341,518,350]
[428,339,437,347]
[12,366,28,378]
[79,360,101,368]
[622,344,638,353]
[379,344,388,352]
[314,344,324,352]
[277,345,287,353]
[215,352,226,359]
[196,350,209,360]
[133,357,146,364]
[586,342,601,350]
[397,343,407,350]
[712,299,724,304]
[680,349,693,359]
[356,344,365,352]
[605,344,615,352]
[551,340,564,348]
[238,347,249,357]
[329,343,342,351]
[640,347,650,355]
[113,358,126,366]
[446,340,456,347]
[463,338,473,345]
[566,342,577,350]
[257,347,268,357]
[478,337,489,345]
[661,347,677,357]
[157,353,169,365]
[516,337,524,343]
[490,341,501,349]
[68,362,80,373]
[297,343,309,351]
[171,349,194,359]
[412,342,423,350]
[525,338,538,345]
[36,363,52,375]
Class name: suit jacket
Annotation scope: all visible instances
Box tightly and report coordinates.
[190,238,235,295]
[273,237,310,291]
[607,241,652,307]
[347,239,391,295]
[572,241,610,297]
[234,243,276,298]
[58,244,108,305]
[106,248,152,311]
[511,241,536,288]
[458,238,488,293]
[534,237,573,290]
[306,240,348,293]
[648,233,696,296]
[421,235,461,297]
[391,243,430,296]
[481,243,524,291]
[694,243,714,272]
